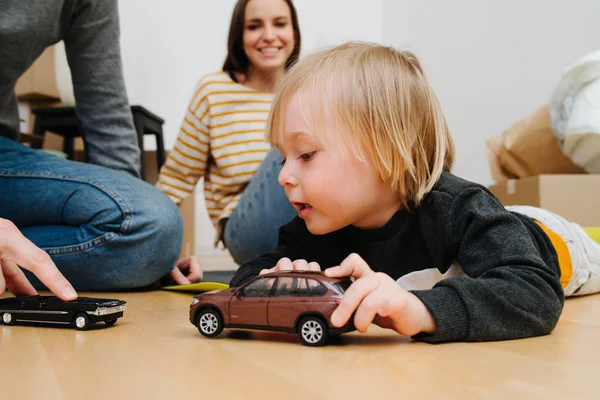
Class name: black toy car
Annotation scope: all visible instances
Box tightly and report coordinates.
[0,295,126,330]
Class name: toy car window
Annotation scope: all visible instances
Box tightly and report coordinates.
[274,277,294,297]
[332,279,352,294]
[274,277,310,297]
[307,279,327,296]
[242,278,276,297]
[295,278,309,296]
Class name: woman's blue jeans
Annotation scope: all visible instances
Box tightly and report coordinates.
[223,149,296,265]
[0,137,183,291]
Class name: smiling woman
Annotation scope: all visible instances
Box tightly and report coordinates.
[156,0,302,284]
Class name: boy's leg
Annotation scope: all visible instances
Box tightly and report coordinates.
[506,205,600,296]
[0,137,183,291]
[223,149,296,265]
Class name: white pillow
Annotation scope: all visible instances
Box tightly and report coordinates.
[549,49,600,173]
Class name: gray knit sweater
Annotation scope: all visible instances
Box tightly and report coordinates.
[0,0,140,177]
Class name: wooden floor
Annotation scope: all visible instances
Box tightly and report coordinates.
[1,287,599,399]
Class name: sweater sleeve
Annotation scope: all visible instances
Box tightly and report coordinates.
[411,187,564,343]
[229,221,304,287]
[63,0,140,177]
[156,77,211,204]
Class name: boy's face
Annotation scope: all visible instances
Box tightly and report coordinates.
[277,93,402,235]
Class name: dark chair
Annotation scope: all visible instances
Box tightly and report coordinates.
[31,105,166,179]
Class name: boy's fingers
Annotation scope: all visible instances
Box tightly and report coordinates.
[2,259,37,297]
[291,259,309,270]
[308,262,321,271]
[352,289,391,332]
[276,257,293,271]
[377,290,409,318]
[325,253,374,279]
[331,275,379,327]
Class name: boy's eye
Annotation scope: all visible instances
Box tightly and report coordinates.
[279,158,286,166]
[298,152,315,162]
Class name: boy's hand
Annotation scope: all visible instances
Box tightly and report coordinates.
[259,257,321,275]
[325,253,436,336]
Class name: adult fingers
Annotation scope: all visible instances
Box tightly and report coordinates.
[184,256,203,282]
[0,234,76,300]
[2,259,37,297]
[175,256,191,269]
[0,269,5,296]
[169,267,191,285]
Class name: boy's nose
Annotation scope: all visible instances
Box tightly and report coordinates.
[278,163,297,187]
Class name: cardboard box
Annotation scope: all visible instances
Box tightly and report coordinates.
[15,46,61,102]
[488,175,600,226]
[486,106,586,182]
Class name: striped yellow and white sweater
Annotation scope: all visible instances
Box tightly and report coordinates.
[157,71,274,234]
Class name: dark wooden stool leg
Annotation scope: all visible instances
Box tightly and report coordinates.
[155,129,166,170]
[63,137,74,160]
[132,113,146,179]
[31,116,45,149]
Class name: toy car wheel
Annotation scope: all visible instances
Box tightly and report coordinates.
[2,312,15,326]
[196,309,223,338]
[299,316,328,346]
[104,318,117,326]
[74,313,90,330]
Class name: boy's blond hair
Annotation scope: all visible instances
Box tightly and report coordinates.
[266,41,455,208]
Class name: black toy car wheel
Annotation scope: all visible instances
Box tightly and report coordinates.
[73,313,90,330]
[298,316,328,346]
[104,318,117,326]
[196,309,223,338]
[1,312,15,326]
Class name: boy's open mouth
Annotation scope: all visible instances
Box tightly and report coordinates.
[292,202,311,211]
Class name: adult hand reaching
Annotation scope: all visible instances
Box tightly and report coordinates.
[169,255,203,285]
[0,218,77,300]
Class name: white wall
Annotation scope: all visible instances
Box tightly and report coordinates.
[382,0,600,185]
[118,0,600,255]
[117,0,384,254]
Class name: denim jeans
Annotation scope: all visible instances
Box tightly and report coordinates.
[0,137,183,291]
[223,149,296,265]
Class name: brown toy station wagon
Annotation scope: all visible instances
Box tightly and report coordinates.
[189,271,355,346]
